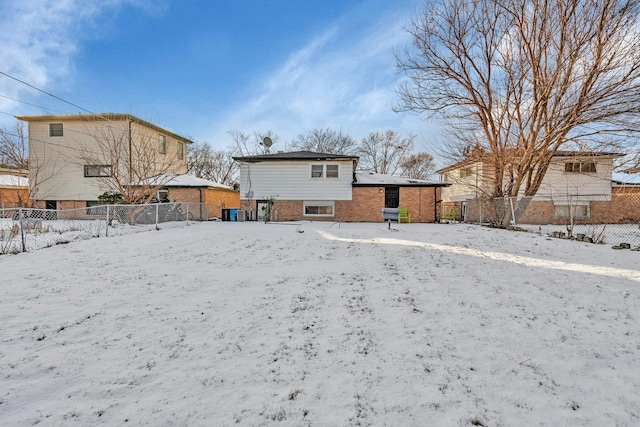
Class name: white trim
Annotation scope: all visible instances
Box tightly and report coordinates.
[303,200,335,217]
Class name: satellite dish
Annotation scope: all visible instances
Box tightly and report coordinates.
[262,136,273,148]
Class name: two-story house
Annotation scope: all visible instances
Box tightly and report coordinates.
[233,151,449,222]
[17,113,192,210]
[437,151,626,224]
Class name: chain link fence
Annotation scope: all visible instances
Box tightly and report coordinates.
[0,202,225,255]
[458,192,640,247]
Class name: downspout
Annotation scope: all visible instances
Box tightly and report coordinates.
[199,188,203,221]
[433,187,437,223]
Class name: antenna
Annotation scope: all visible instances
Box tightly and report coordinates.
[262,136,273,148]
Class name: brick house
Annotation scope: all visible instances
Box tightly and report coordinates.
[437,151,630,224]
[160,174,239,220]
[0,168,29,209]
[233,151,449,223]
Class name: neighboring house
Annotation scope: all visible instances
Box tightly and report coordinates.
[437,151,627,224]
[16,114,192,210]
[0,168,29,209]
[160,174,240,220]
[233,151,449,223]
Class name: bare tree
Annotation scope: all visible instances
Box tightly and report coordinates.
[228,130,280,156]
[400,152,437,180]
[358,130,415,175]
[188,141,238,187]
[0,121,28,169]
[80,120,182,205]
[289,128,358,154]
[397,0,640,226]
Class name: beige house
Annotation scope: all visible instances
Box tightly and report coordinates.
[17,114,192,210]
[437,151,625,224]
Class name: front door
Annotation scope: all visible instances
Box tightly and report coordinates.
[256,200,269,221]
[385,187,399,208]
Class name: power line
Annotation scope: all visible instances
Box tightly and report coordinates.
[0,70,102,117]
[0,93,52,112]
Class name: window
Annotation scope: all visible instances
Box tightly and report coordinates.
[311,164,339,179]
[304,201,335,217]
[326,164,339,178]
[311,165,324,178]
[49,123,63,137]
[158,134,167,154]
[460,167,473,178]
[177,142,184,160]
[565,162,596,173]
[554,204,590,219]
[84,165,112,177]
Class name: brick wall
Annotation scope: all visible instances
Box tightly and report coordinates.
[169,187,239,220]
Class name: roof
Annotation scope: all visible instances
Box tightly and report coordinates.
[437,150,625,174]
[0,174,29,188]
[15,113,194,145]
[233,151,359,163]
[162,174,234,190]
[612,172,640,185]
[353,172,450,187]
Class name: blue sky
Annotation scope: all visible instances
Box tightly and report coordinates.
[0,0,439,153]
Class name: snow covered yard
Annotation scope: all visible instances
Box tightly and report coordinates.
[1,222,639,426]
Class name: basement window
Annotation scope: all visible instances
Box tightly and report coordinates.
[303,201,335,217]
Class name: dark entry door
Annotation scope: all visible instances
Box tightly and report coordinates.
[385,187,399,208]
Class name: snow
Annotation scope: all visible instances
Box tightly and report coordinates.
[1,221,639,426]
[355,172,441,185]
[0,174,28,188]
[164,174,234,190]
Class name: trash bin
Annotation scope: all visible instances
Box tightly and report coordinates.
[222,209,230,221]
[237,210,247,222]
[229,208,238,221]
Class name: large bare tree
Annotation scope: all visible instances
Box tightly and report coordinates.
[357,130,416,175]
[228,130,280,156]
[187,141,238,187]
[288,128,358,154]
[400,152,437,180]
[0,121,28,169]
[397,0,640,225]
[80,120,181,205]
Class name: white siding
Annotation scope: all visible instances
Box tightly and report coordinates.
[238,161,353,200]
[535,158,614,200]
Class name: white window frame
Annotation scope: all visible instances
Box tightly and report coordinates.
[326,164,339,178]
[49,123,63,137]
[84,165,112,177]
[554,204,591,219]
[310,164,339,179]
[303,201,335,217]
[158,134,167,154]
[177,142,184,160]
[311,164,324,178]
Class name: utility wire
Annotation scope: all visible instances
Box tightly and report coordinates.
[0,70,103,117]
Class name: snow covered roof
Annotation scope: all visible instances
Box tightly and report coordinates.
[612,172,640,185]
[163,174,234,190]
[0,175,28,188]
[353,172,449,187]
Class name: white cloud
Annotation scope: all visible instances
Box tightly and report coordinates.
[206,4,436,148]
[0,0,161,125]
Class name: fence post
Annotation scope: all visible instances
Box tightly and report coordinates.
[19,208,26,253]
[155,204,160,230]
[105,205,110,237]
[509,197,517,227]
